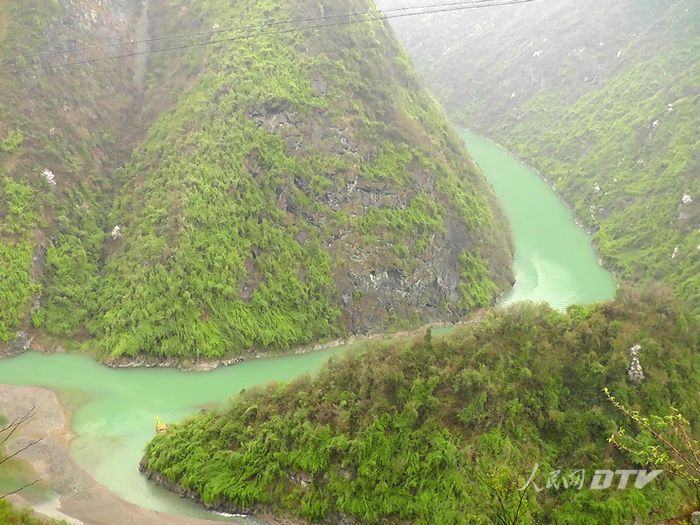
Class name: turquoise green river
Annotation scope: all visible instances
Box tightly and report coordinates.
[461,130,615,308]
[0,132,615,522]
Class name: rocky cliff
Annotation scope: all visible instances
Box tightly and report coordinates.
[0,0,514,360]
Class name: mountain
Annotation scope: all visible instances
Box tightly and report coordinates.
[142,289,700,524]
[378,0,700,314]
[0,0,513,360]
[0,0,148,346]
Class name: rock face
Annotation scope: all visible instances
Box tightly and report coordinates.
[380,0,700,314]
[0,0,513,360]
[627,344,645,383]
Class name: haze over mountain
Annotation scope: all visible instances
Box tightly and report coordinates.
[379,0,700,314]
[0,1,698,525]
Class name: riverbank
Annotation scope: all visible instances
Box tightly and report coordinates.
[0,127,617,523]
[1,318,464,372]
[0,385,263,525]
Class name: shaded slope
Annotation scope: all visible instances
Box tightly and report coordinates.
[143,290,700,524]
[0,0,150,343]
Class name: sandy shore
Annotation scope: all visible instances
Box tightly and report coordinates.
[0,384,254,525]
[0,322,467,524]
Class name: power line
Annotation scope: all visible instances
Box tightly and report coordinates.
[9,0,537,75]
[1,0,505,65]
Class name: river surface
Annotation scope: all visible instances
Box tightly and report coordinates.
[0,132,615,522]
[460,130,616,308]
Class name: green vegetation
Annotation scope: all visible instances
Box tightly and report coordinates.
[0,178,39,341]
[0,129,23,153]
[0,0,143,345]
[499,46,700,315]
[81,0,512,359]
[384,0,700,315]
[144,290,699,523]
[0,242,35,342]
[0,501,65,525]
[0,0,512,358]
[457,252,499,310]
[607,390,700,490]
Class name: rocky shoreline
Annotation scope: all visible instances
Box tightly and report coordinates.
[103,335,356,371]
[138,465,263,518]
[1,319,461,371]
[139,463,358,525]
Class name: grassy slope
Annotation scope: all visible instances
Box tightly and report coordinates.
[87,0,513,360]
[143,289,699,524]
[379,0,700,315]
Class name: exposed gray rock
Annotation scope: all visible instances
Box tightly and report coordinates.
[0,331,33,358]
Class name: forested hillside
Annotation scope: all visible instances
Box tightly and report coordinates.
[379,0,700,314]
[0,0,513,360]
[143,289,700,524]
[0,0,149,347]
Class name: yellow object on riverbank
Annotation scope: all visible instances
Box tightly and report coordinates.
[155,416,167,434]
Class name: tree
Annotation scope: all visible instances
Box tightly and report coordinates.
[477,466,533,525]
[0,407,43,499]
[605,389,700,512]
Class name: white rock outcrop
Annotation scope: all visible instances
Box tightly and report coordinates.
[42,169,56,186]
[628,344,644,383]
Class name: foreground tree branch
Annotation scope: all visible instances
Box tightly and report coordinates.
[0,406,43,500]
[0,478,41,500]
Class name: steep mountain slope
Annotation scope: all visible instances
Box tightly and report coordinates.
[0,0,150,346]
[0,0,513,360]
[379,0,700,314]
[142,290,700,524]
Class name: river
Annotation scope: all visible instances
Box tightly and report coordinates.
[460,130,615,307]
[0,132,615,522]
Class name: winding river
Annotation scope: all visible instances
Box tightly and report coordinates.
[460,130,615,308]
[0,132,616,522]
